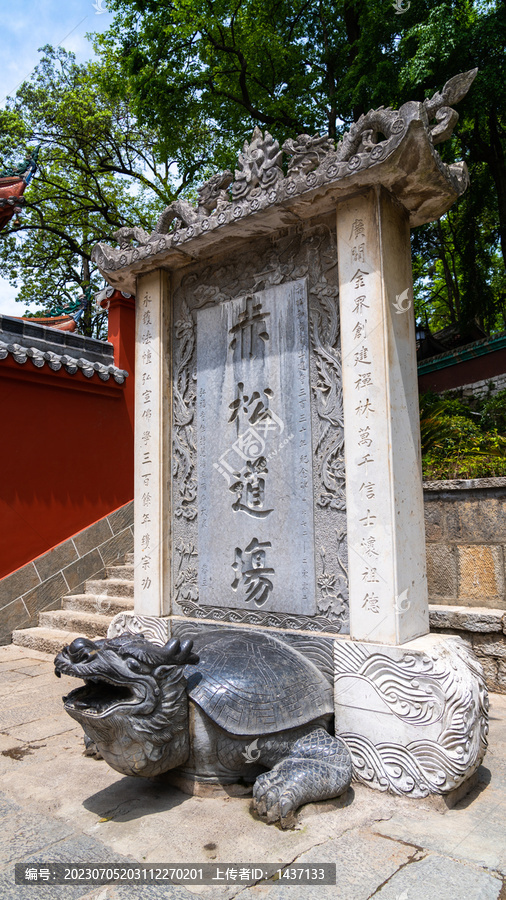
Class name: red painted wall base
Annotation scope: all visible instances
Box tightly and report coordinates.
[0,294,135,578]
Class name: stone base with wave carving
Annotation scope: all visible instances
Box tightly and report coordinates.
[334,634,488,798]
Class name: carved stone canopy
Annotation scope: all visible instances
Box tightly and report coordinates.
[93,70,477,295]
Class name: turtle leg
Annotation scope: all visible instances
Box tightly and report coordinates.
[253,728,352,827]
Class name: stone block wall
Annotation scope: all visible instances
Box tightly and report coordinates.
[424,478,506,693]
[0,502,133,645]
[424,478,506,608]
[458,373,506,399]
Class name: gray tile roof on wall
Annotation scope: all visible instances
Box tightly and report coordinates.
[0,314,128,384]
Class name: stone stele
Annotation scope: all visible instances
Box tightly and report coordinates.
[94,68,488,800]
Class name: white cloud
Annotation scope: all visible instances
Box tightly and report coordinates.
[0,277,39,317]
[1,2,114,316]
[1,0,111,106]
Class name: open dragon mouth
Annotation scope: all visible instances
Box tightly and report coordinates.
[61,675,145,717]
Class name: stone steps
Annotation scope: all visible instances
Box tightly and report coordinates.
[11,553,134,655]
[11,626,89,656]
[105,565,133,581]
[85,579,134,598]
[39,609,114,638]
[62,594,134,616]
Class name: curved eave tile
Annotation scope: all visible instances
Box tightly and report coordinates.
[0,340,128,384]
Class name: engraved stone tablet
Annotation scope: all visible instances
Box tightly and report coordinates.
[197,278,316,615]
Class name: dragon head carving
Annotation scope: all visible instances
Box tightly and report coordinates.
[54,633,199,777]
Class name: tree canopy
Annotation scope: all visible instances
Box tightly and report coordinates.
[2,1,505,338]
[0,46,172,334]
[93,0,506,336]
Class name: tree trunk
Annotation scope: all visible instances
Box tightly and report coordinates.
[81,256,92,337]
[488,109,506,267]
[343,0,364,121]
[435,220,459,325]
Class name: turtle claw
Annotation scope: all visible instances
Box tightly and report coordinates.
[266,797,281,824]
[253,771,297,825]
[279,794,295,821]
[251,732,352,826]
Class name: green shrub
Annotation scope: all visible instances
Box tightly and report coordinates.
[481,389,506,434]
[419,390,506,480]
[422,453,506,480]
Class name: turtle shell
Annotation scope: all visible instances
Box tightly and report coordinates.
[184,630,333,736]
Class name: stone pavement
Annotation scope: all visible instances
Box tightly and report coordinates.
[0,642,505,900]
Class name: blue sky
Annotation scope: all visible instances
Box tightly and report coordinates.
[0,0,112,316]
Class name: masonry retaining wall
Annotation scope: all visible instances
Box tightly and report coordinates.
[424,477,506,692]
[424,478,506,609]
[0,501,133,645]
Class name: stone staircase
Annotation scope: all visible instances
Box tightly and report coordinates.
[11,553,134,655]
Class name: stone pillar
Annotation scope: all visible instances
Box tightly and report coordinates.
[336,186,429,644]
[134,270,172,616]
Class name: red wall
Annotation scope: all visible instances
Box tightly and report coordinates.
[0,295,135,578]
[418,347,506,394]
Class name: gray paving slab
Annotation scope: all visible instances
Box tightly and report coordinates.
[0,706,54,730]
[232,831,418,900]
[82,885,202,899]
[0,869,95,900]
[0,646,505,900]
[12,663,54,677]
[2,682,60,705]
[0,835,187,900]
[6,715,78,742]
[0,645,47,660]
[0,733,31,754]
[0,661,32,673]
[0,803,196,900]
[373,853,503,899]
[0,672,27,692]
[374,770,506,874]
[0,673,59,700]
[0,791,73,865]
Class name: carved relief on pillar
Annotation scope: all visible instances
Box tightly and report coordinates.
[171,221,349,633]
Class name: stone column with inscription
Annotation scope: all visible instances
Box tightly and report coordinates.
[134,269,171,617]
[336,186,429,645]
[94,69,488,801]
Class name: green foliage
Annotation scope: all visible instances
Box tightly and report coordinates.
[420,389,506,480]
[2,2,506,343]
[401,0,506,336]
[422,453,506,480]
[93,0,506,338]
[93,0,410,169]
[0,46,174,336]
[481,389,506,433]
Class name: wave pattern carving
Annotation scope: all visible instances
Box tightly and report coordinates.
[335,637,488,796]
